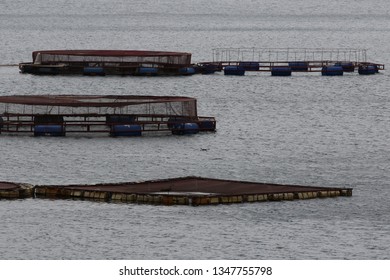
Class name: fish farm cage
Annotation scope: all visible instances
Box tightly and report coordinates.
[0,95,216,137]
[19,50,195,76]
[18,48,384,77]
[197,48,384,76]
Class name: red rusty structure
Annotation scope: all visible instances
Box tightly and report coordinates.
[19,50,195,76]
[0,95,216,136]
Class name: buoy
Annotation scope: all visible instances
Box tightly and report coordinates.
[136,67,158,76]
[201,64,217,74]
[171,123,199,135]
[322,65,343,76]
[34,125,65,136]
[358,64,377,75]
[179,67,196,75]
[271,67,292,76]
[83,67,105,76]
[239,61,259,71]
[224,65,245,76]
[335,62,354,72]
[288,62,308,71]
[110,124,142,137]
[198,119,216,131]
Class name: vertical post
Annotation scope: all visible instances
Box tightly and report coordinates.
[287,48,289,61]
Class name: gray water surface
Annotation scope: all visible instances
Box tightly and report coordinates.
[0,0,389,259]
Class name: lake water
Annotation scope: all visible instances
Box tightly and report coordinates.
[0,0,389,259]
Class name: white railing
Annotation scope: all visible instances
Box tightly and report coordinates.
[212,48,367,63]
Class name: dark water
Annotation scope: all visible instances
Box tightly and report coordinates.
[0,0,389,259]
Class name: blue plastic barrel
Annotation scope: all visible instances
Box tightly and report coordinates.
[288,62,308,71]
[201,64,217,74]
[322,65,343,76]
[239,62,259,71]
[110,125,142,136]
[137,67,158,75]
[224,66,245,76]
[167,117,189,129]
[38,67,60,75]
[179,67,196,75]
[358,65,377,75]
[172,123,199,135]
[335,62,355,72]
[83,67,105,76]
[198,120,216,131]
[271,67,292,76]
[34,125,65,136]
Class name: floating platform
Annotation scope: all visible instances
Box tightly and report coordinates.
[19,50,195,76]
[32,176,352,206]
[18,48,384,77]
[0,95,216,136]
[0,182,34,199]
[198,48,384,76]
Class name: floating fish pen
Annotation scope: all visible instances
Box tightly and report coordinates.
[0,95,216,137]
[0,177,353,205]
[0,182,33,199]
[32,176,353,206]
[19,50,195,76]
[198,48,384,76]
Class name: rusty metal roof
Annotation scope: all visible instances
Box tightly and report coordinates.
[32,50,191,58]
[0,95,196,107]
[43,176,349,196]
[0,182,23,190]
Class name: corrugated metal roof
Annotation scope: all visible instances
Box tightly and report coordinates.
[32,50,191,58]
[0,182,23,190]
[0,95,196,107]
[43,176,349,196]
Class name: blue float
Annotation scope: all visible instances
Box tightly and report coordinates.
[322,65,343,76]
[179,67,196,75]
[288,62,308,71]
[172,123,199,135]
[167,117,188,129]
[239,62,259,71]
[198,120,216,131]
[335,62,355,72]
[358,65,377,75]
[110,124,142,137]
[137,67,159,75]
[83,67,105,76]
[201,64,217,74]
[34,125,65,136]
[271,67,292,76]
[224,65,245,76]
[35,67,60,75]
